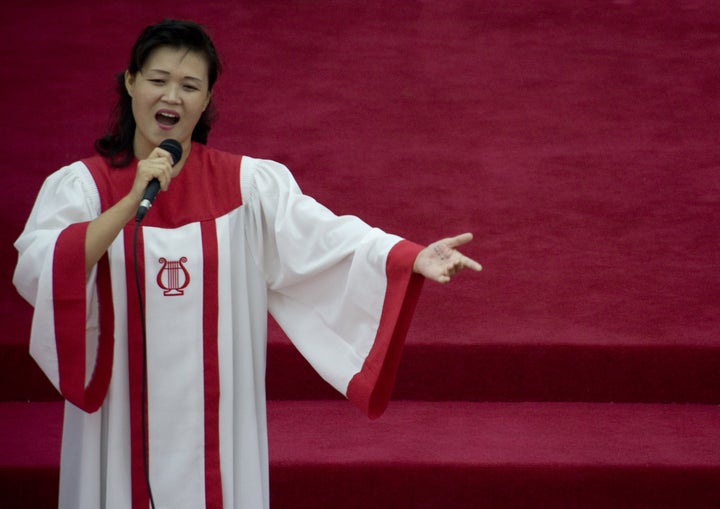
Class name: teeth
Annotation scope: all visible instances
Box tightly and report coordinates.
[156,111,180,126]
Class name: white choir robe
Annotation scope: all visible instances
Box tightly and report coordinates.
[13,143,424,509]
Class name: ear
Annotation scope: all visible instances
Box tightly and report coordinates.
[124,70,135,97]
[203,90,213,112]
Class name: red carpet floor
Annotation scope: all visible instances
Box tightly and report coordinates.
[1,1,719,508]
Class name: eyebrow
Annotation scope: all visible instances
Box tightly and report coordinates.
[145,69,205,83]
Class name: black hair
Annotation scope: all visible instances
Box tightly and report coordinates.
[94,19,222,167]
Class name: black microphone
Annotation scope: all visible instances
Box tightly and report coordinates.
[135,139,183,222]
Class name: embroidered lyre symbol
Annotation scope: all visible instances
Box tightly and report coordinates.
[157,257,190,296]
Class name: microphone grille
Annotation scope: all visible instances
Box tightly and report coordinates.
[159,139,183,166]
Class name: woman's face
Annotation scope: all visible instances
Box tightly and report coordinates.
[125,45,212,163]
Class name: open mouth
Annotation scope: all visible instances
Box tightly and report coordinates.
[156,111,180,126]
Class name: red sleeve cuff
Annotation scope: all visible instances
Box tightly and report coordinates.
[54,222,114,412]
[346,239,425,419]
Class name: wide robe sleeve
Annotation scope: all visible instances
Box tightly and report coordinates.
[241,157,424,418]
[13,162,112,413]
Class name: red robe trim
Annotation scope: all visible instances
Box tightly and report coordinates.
[200,221,223,509]
[346,239,425,419]
[54,222,114,413]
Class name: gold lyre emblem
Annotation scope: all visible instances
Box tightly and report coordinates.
[157,257,190,296]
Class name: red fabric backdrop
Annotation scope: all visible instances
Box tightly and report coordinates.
[2,1,718,352]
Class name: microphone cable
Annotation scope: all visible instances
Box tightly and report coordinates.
[130,139,180,509]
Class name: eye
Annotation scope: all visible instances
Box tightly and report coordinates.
[183,84,200,92]
[149,79,165,86]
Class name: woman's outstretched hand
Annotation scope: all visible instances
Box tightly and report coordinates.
[413,233,483,284]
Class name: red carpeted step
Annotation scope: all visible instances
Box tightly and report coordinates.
[3,400,719,509]
[266,335,720,404]
[0,402,62,509]
[4,327,720,404]
[0,342,57,402]
[269,401,720,509]
[0,293,52,401]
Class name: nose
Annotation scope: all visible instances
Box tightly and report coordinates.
[162,84,182,104]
